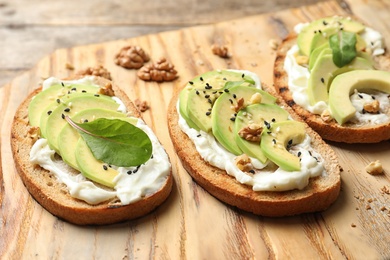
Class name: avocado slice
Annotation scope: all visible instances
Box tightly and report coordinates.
[329,70,390,124]
[297,16,365,56]
[44,94,120,153]
[182,70,255,132]
[309,27,367,55]
[234,103,289,163]
[308,43,331,71]
[307,54,374,105]
[28,83,101,127]
[75,138,118,188]
[212,85,276,155]
[58,108,131,170]
[261,121,306,171]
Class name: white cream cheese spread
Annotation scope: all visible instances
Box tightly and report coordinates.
[30,77,171,205]
[285,23,389,124]
[177,70,325,192]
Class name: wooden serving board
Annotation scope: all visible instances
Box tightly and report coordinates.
[1,1,389,259]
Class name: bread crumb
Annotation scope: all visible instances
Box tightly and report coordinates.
[269,39,279,50]
[380,206,387,211]
[351,223,356,228]
[365,160,384,175]
[366,204,372,210]
[134,99,149,112]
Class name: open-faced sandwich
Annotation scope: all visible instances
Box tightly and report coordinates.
[274,16,390,143]
[11,76,173,225]
[168,69,341,217]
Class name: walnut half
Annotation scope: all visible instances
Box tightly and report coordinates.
[238,124,263,142]
[211,44,229,58]
[76,65,112,80]
[114,45,150,69]
[137,58,178,82]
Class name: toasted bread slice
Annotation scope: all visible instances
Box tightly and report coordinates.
[11,76,173,225]
[274,34,390,143]
[168,81,341,217]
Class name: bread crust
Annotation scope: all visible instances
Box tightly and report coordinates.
[167,83,341,217]
[11,77,173,225]
[274,34,390,143]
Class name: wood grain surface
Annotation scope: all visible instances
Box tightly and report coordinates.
[1,0,390,259]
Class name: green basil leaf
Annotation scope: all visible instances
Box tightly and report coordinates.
[67,117,152,167]
[329,31,357,68]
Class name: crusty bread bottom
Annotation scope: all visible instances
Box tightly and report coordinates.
[274,34,390,143]
[167,83,341,217]
[11,78,173,225]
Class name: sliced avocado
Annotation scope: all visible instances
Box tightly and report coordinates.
[212,85,276,155]
[309,28,367,55]
[307,54,374,105]
[182,70,255,132]
[308,43,331,71]
[75,138,118,188]
[58,108,130,170]
[44,94,119,153]
[28,83,101,127]
[261,121,306,171]
[329,70,390,124]
[234,103,289,163]
[298,16,365,56]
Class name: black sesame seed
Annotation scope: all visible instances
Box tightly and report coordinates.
[196,90,200,95]
[83,119,89,123]
[318,29,322,33]
[82,90,87,93]
[197,134,202,137]
[288,139,293,145]
[189,81,194,85]
[229,99,233,104]
[151,155,153,159]
[94,94,100,97]
[314,30,317,34]
[362,109,366,114]
[371,41,374,46]
[200,77,203,81]
[264,120,271,129]
[206,111,211,116]
[103,165,108,171]
[71,87,77,91]
[233,94,237,99]
[127,170,132,175]
[372,95,376,100]
[249,169,255,174]
[61,113,65,119]
[358,94,363,98]
[61,82,65,87]
[67,91,71,94]
[64,108,70,112]
[272,139,276,144]
[267,131,272,134]
[271,118,276,122]
[241,74,245,78]
[205,94,210,98]
[323,20,328,26]
[308,151,312,156]
[321,78,325,84]
[230,117,236,122]
[219,91,223,94]
[207,98,212,104]
[47,110,52,115]
[56,98,60,104]
[224,89,230,93]
[298,151,302,157]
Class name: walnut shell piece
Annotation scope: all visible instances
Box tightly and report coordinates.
[137,58,178,82]
[76,65,112,80]
[114,45,150,69]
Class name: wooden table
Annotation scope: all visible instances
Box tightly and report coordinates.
[1,0,390,259]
